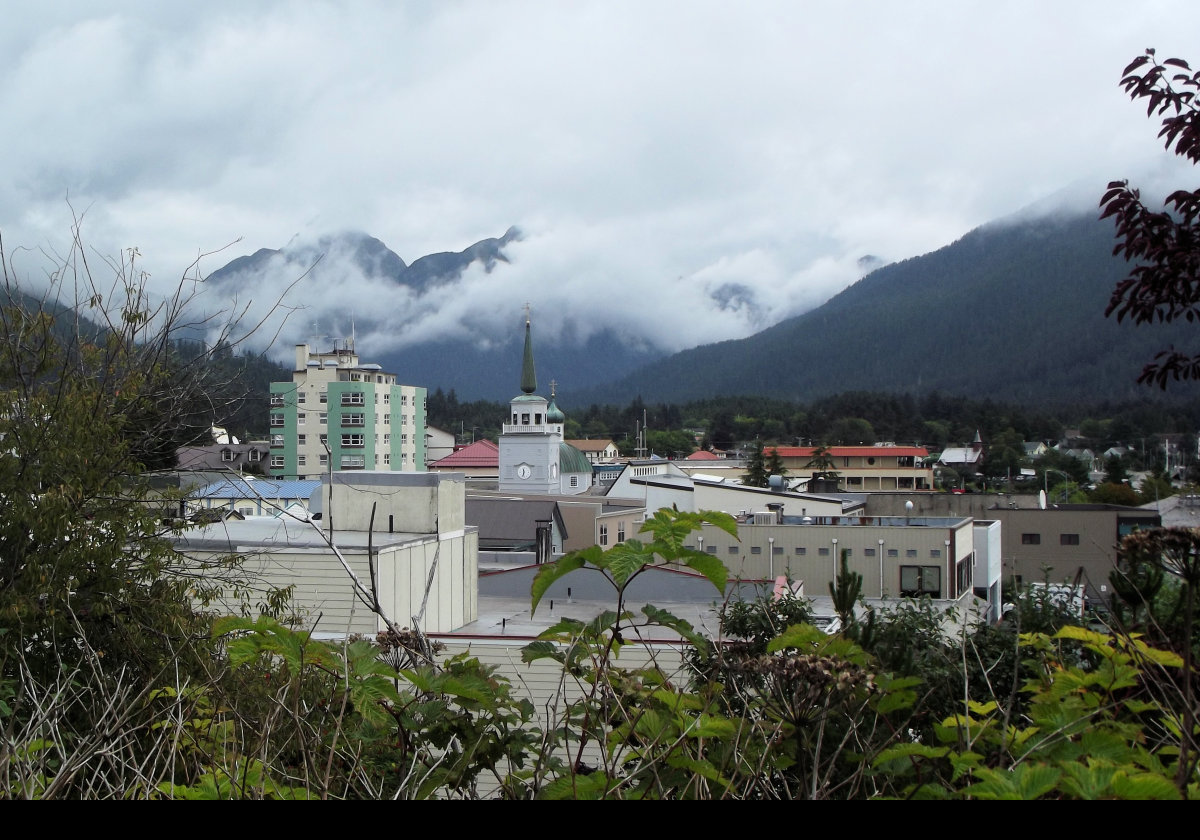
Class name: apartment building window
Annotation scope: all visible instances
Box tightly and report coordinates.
[341,434,364,447]
[384,393,390,404]
[271,434,284,447]
[1060,533,1080,546]
[297,434,306,445]
[900,566,941,598]
[319,391,327,404]
[342,391,365,406]
[297,413,306,426]
[319,434,328,446]
[401,453,408,464]
[383,453,390,465]
[319,454,329,466]
[269,394,284,406]
[270,456,284,469]
[340,454,366,469]
[270,414,285,427]
[600,524,608,546]
[384,433,391,445]
[1022,533,1041,545]
[297,392,306,404]
[384,414,390,425]
[401,434,407,444]
[343,413,365,427]
[298,455,307,467]
[400,414,407,425]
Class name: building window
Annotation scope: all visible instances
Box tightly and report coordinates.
[900,565,941,598]
[247,449,261,463]
[383,453,391,465]
[728,546,738,555]
[271,434,284,447]
[570,476,579,487]
[341,392,365,406]
[401,453,408,464]
[319,434,328,446]
[1022,533,1041,545]
[270,455,284,469]
[319,412,328,425]
[343,413,365,427]
[706,545,717,554]
[401,434,408,444]
[340,454,366,469]
[795,547,806,556]
[270,414,285,427]
[384,414,390,425]
[297,392,306,404]
[1060,533,1080,546]
[297,434,306,445]
[772,546,784,556]
[930,549,941,558]
[887,548,899,558]
[319,454,328,466]
[751,546,762,555]
[818,547,830,556]
[270,394,284,406]
[341,434,364,447]
[384,393,390,404]
[319,391,327,404]
[384,433,391,445]
[298,455,307,467]
[400,414,407,425]
[906,549,918,558]
[864,548,876,557]
[600,524,608,546]
[618,522,625,542]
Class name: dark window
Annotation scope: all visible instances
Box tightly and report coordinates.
[818,547,830,557]
[1022,533,1041,545]
[728,546,739,555]
[900,565,941,598]
[864,548,876,557]
[887,548,899,558]
[751,546,762,555]
[1060,533,1080,546]
[795,546,806,556]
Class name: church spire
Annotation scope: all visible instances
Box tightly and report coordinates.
[520,305,537,395]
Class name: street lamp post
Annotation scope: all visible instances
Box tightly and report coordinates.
[1044,468,1073,503]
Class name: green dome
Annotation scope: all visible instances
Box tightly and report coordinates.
[559,443,591,475]
[547,399,565,424]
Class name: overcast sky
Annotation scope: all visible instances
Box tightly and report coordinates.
[2,1,1198,358]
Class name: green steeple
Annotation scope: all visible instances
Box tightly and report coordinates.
[520,314,537,395]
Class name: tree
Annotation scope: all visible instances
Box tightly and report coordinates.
[744,442,769,487]
[1102,49,1200,387]
[766,447,788,483]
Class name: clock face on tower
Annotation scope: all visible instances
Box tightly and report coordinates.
[516,464,532,480]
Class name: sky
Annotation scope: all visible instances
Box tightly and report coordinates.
[2,1,1199,360]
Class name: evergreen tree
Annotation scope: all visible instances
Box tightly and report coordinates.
[744,442,769,487]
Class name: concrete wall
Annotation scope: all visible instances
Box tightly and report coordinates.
[319,471,466,535]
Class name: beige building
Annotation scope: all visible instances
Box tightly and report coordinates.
[174,472,477,636]
[269,343,426,480]
[767,445,934,491]
[695,514,977,608]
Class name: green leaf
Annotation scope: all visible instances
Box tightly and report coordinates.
[766,622,828,653]
[603,540,655,588]
[539,771,612,800]
[641,604,708,655]
[521,640,564,664]
[677,549,730,594]
[1110,771,1183,800]
[530,551,591,616]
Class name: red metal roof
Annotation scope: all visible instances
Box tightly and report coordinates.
[429,439,499,468]
[767,446,929,458]
[685,450,720,460]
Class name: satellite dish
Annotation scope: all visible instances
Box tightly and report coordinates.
[1038,489,1047,510]
[904,500,914,514]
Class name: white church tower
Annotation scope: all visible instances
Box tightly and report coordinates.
[499,313,563,494]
